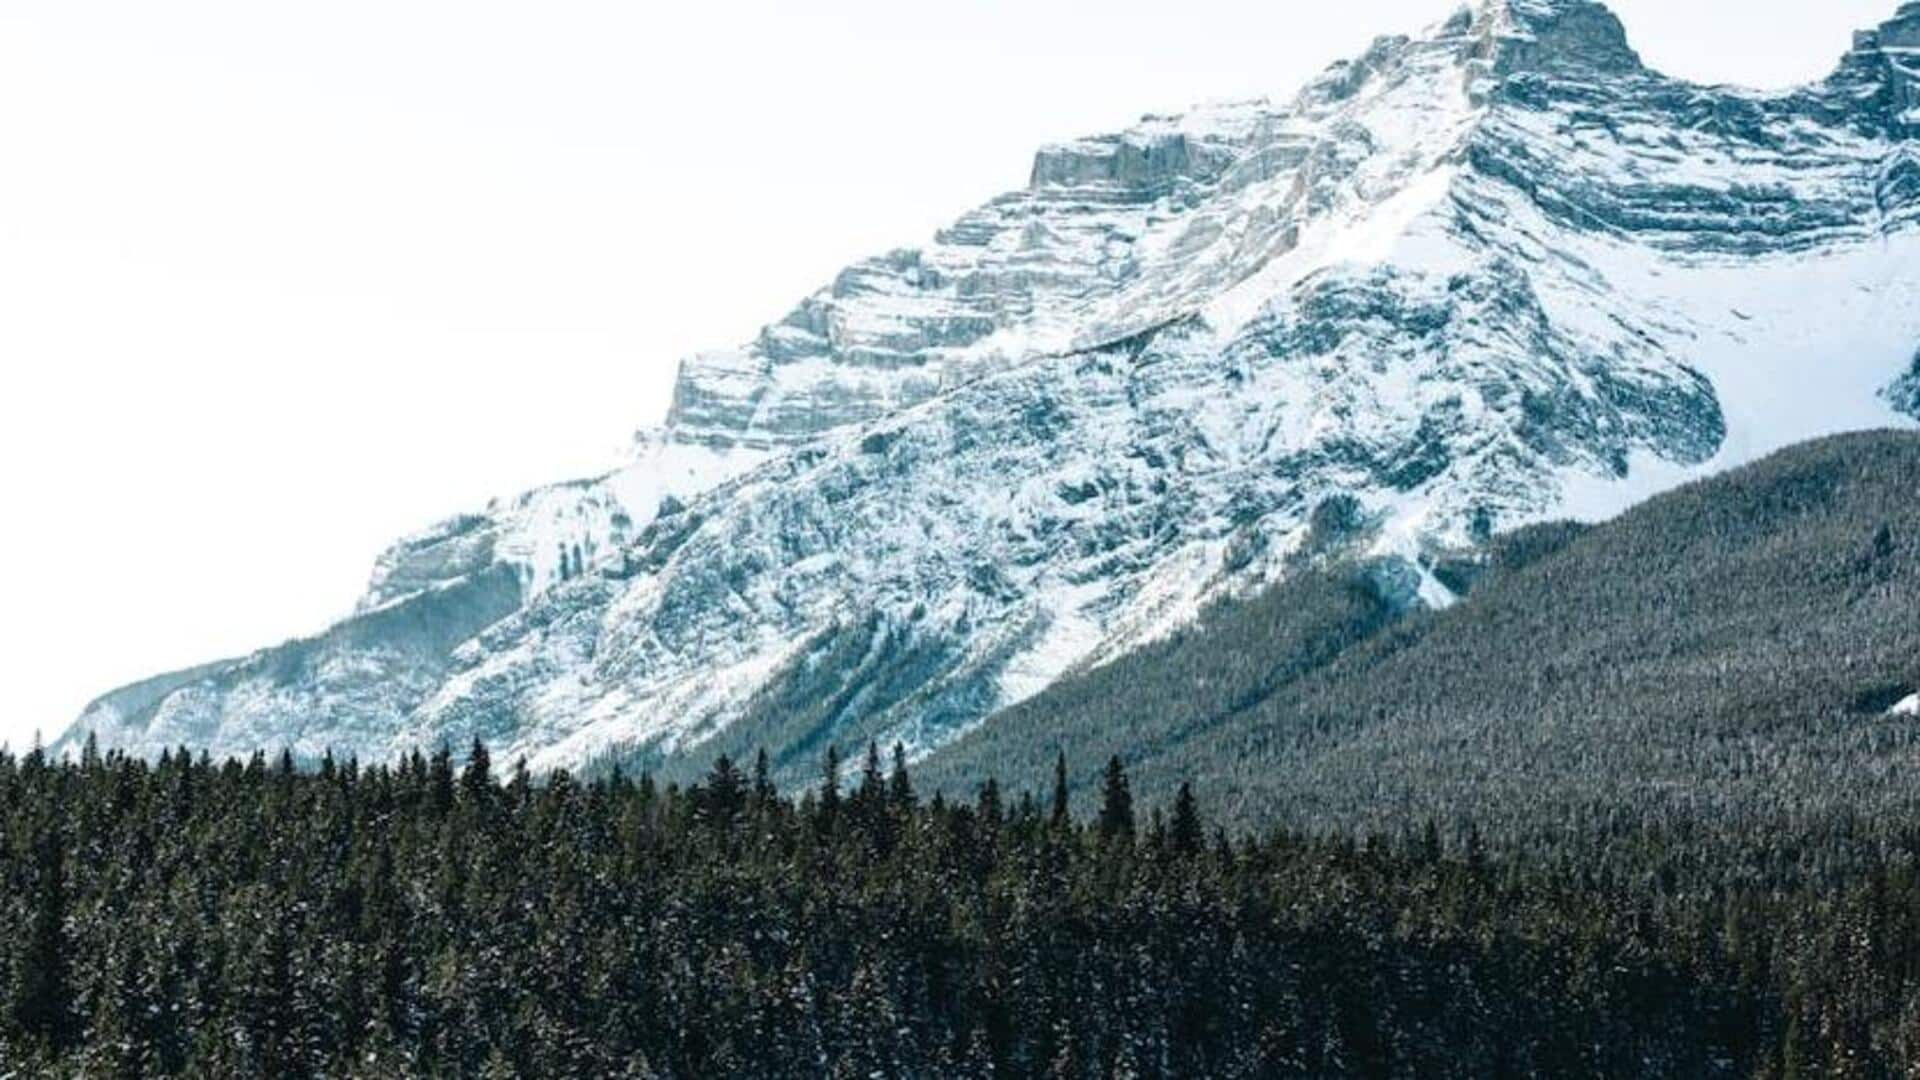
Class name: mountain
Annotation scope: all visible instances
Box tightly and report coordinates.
[60,0,1920,775]
[917,429,1920,836]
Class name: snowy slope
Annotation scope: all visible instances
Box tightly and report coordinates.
[61,0,1920,772]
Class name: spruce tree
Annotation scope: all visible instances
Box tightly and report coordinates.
[1050,750,1070,830]
[752,748,775,809]
[462,738,492,806]
[702,754,746,832]
[818,744,842,834]
[1098,755,1135,845]
[977,777,1004,827]
[1170,782,1204,857]
[10,828,73,1050]
[888,742,914,811]
[860,741,884,799]
[430,743,456,814]
[509,756,532,811]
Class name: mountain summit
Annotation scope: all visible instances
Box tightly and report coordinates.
[1479,0,1641,75]
[63,2,1920,775]
[1837,2,1920,134]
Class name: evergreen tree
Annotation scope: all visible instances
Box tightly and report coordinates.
[888,742,914,811]
[818,744,842,833]
[1050,750,1070,830]
[700,754,746,832]
[509,756,533,810]
[429,743,456,813]
[752,748,776,809]
[1098,755,1135,845]
[85,938,161,1077]
[1170,782,1204,857]
[977,777,1004,827]
[10,828,73,1050]
[462,738,492,806]
[860,740,884,799]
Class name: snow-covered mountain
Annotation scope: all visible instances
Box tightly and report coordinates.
[62,0,1920,772]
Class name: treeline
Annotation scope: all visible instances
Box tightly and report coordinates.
[9,740,1920,1075]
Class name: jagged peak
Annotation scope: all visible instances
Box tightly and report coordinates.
[1861,1,1920,37]
[1018,0,1645,197]
[1843,2,1920,62]
[1468,0,1642,76]
[1831,3,1920,133]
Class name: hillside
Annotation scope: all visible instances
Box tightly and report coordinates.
[922,430,1920,837]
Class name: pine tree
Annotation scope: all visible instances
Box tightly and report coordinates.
[462,738,492,806]
[1170,782,1204,857]
[509,756,533,811]
[1050,750,1070,831]
[1098,755,1135,845]
[888,742,914,811]
[430,743,456,814]
[10,827,73,1050]
[818,745,842,834]
[860,741,885,799]
[752,748,776,809]
[977,777,1004,827]
[84,937,161,1078]
[701,754,746,832]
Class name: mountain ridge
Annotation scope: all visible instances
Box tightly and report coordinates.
[60,0,1920,774]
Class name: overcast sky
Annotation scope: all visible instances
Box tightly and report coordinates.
[0,0,1900,750]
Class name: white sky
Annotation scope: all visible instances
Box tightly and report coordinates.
[0,0,1900,750]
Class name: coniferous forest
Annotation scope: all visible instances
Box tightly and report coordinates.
[11,737,1920,1076]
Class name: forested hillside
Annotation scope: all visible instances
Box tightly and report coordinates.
[923,430,1920,839]
[13,742,1920,1075]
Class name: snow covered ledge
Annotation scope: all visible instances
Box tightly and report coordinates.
[1892,693,1920,718]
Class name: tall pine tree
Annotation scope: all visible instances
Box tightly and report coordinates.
[1098,755,1135,845]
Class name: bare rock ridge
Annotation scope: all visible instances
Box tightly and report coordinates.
[1841,2,1920,135]
[1482,0,1641,76]
[60,0,1920,775]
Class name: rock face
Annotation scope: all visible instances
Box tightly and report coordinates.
[1839,2,1920,136]
[62,0,1920,773]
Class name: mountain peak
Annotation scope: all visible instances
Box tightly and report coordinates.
[1847,2,1920,57]
[58,0,1920,781]
[1474,0,1642,76]
[1833,3,1920,133]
